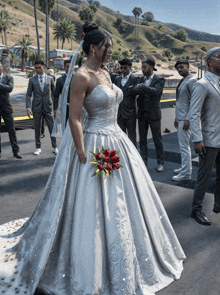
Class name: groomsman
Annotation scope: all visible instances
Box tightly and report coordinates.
[0,60,22,159]
[54,59,71,122]
[172,59,197,181]
[189,47,220,226]
[134,58,165,171]
[26,60,58,156]
[115,58,138,147]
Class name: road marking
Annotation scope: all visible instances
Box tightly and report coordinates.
[14,86,28,88]
[1,116,33,122]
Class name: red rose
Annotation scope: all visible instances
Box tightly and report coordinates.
[112,163,120,169]
[106,164,112,171]
[109,171,112,174]
[110,150,116,157]
[104,149,110,156]
[98,164,104,170]
[103,156,110,163]
[111,156,120,163]
[96,152,102,161]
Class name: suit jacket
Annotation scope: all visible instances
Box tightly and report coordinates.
[0,74,14,114]
[133,74,165,121]
[189,71,220,148]
[115,74,138,119]
[175,74,197,121]
[54,74,73,111]
[26,74,55,114]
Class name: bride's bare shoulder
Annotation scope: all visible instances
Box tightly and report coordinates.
[72,67,90,86]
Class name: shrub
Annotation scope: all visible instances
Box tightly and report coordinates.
[163,49,172,58]
[173,29,188,42]
[141,21,149,26]
[201,46,207,52]
[154,23,167,33]
[141,11,154,22]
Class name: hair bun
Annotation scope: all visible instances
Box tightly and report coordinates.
[83,23,98,34]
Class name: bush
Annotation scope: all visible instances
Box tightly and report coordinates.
[141,11,154,22]
[201,46,207,52]
[141,21,149,26]
[154,23,167,33]
[163,49,172,58]
[186,55,190,60]
[173,29,188,42]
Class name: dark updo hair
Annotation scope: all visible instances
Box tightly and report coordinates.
[82,23,112,60]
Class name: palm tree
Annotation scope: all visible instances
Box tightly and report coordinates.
[15,36,33,71]
[0,24,4,44]
[132,7,142,59]
[34,0,41,59]
[53,18,75,49]
[0,11,12,45]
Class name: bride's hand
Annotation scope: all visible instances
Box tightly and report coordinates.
[77,150,87,163]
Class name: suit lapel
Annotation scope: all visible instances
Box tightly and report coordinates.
[205,73,220,95]
[123,75,133,93]
[2,74,7,84]
[43,74,48,93]
[176,78,184,99]
[35,75,43,92]
[149,74,157,87]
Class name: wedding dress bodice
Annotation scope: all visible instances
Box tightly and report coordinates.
[83,84,123,134]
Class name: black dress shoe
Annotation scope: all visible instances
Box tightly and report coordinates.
[191,211,211,226]
[13,152,22,159]
[41,133,45,138]
[213,203,220,213]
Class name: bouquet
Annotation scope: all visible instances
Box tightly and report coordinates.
[89,146,123,177]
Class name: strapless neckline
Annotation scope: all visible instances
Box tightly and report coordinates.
[86,84,116,99]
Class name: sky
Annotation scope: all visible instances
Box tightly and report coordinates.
[100,0,220,35]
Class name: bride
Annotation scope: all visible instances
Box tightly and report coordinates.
[0,23,185,295]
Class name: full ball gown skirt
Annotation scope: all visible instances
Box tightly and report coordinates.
[0,84,185,295]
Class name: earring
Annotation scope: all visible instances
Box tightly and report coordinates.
[93,51,95,57]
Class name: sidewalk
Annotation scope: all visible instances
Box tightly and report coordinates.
[0,127,220,295]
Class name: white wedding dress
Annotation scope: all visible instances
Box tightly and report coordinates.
[0,84,185,295]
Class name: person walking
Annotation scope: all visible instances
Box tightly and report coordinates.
[172,59,197,181]
[134,58,165,172]
[0,60,22,159]
[189,47,220,226]
[26,60,58,156]
[115,58,138,147]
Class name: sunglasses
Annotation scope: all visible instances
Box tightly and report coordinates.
[120,66,128,70]
[176,65,186,70]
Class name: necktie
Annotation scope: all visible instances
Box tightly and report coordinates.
[39,75,43,84]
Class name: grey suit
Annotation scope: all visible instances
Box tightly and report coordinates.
[189,71,220,212]
[0,74,19,154]
[175,74,197,175]
[26,74,56,149]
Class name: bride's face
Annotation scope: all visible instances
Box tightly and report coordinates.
[95,39,113,63]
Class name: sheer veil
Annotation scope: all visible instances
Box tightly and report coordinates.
[52,41,84,138]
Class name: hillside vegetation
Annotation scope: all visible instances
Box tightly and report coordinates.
[1,0,220,70]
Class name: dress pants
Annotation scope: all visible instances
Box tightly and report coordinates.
[177,120,192,175]
[138,113,164,165]
[0,109,19,154]
[117,116,136,147]
[33,112,57,149]
[192,147,220,212]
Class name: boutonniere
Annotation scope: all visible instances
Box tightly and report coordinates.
[89,146,123,177]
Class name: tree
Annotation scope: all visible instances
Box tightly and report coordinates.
[173,29,188,42]
[53,18,76,49]
[0,11,12,45]
[79,7,95,22]
[39,0,56,67]
[122,51,129,58]
[115,16,123,27]
[87,0,93,4]
[0,24,4,44]
[34,0,41,59]
[132,7,142,57]
[141,11,154,22]
[89,4,98,13]
[15,36,32,72]
[93,1,100,8]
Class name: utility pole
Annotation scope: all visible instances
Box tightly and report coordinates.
[45,0,49,68]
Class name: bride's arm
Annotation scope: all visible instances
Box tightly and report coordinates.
[69,72,89,163]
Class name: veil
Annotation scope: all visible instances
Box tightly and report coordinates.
[52,41,84,138]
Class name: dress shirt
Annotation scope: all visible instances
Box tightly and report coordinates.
[0,73,3,83]
[144,73,155,87]
[121,72,131,87]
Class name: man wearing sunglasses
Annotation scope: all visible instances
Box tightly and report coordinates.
[115,58,138,147]
[172,59,197,182]
[189,47,220,226]
[133,58,165,172]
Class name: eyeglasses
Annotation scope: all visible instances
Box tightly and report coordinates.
[211,55,220,61]
[120,66,128,70]
[142,65,150,69]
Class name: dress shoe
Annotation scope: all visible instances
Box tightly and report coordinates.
[156,164,164,172]
[191,211,211,226]
[172,173,191,182]
[53,148,58,155]
[33,148,42,155]
[41,133,45,138]
[13,152,22,159]
[213,203,220,213]
[173,168,182,174]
